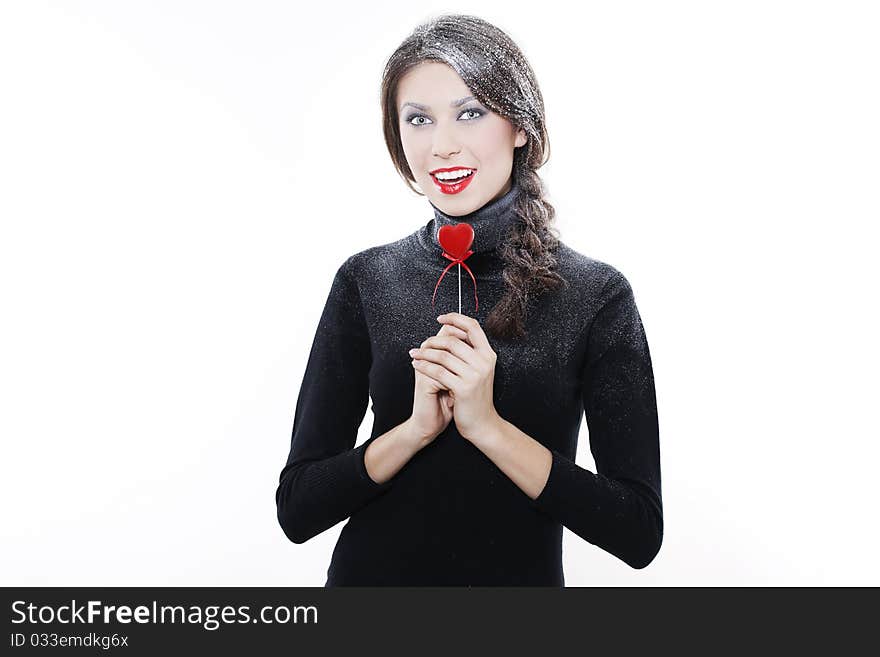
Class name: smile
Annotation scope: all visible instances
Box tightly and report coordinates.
[429,167,477,194]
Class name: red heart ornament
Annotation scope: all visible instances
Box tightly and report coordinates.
[438,223,474,260]
[432,221,479,312]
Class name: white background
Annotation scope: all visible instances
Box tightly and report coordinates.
[1,0,878,586]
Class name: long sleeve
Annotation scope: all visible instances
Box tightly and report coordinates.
[529,270,663,569]
[275,257,393,544]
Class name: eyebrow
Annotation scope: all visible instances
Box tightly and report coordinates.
[399,96,477,112]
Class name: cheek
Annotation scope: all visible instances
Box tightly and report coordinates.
[399,142,420,176]
[473,122,515,164]
[400,132,429,165]
[399,133,414,159]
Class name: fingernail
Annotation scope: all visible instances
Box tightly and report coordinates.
[408,348,417,355]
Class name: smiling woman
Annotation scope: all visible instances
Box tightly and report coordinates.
[396,70,520,202]
[396,64,525,210]
[275,13,663,587]
[380,22,567,340]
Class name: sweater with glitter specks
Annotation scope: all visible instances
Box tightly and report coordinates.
[275,180,662,586]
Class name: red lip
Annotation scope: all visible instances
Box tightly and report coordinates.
[429,166,476,174]
[429,167,477,195]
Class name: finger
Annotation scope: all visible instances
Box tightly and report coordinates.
[412,347,469,376]
[437,323,471,344]
[436,312,493,353]
[416,335,477,367]
[413,364,450,391]
[411,359,459,393]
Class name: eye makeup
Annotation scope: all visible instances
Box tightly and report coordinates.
[403,106,486,126]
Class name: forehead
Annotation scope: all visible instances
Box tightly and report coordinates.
[396,62,471,106]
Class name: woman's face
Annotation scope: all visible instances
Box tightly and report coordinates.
[396,61,527,216]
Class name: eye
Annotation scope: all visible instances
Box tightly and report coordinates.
[405,108,485,126]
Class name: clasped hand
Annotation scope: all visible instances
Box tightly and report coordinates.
[409,312,500,442]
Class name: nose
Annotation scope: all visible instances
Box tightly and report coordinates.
[431,122,461,159]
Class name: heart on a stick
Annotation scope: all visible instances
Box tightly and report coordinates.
[438,223,474,260]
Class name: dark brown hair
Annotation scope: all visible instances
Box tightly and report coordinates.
[380,14,568,339]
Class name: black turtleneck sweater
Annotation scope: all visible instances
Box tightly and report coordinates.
[275,181,662,586]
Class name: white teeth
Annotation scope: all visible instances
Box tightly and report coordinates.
[434,169,474,181]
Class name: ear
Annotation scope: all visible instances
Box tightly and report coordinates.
[514,129,527,148]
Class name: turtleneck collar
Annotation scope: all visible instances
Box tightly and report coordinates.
[420,179,522,256]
